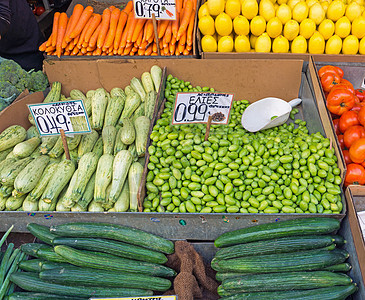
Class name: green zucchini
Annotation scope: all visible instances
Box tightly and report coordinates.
[26,223,57,245]
[44,82,61,103]
[0,148,14,162]
[134,116,150,157]
[104,95,125,127]
[130,77,146,102]
[331,235,346,247]
[0,157,33,186]
[6,194,26,210]
[0,185,13,198]
[91,88,108,131]
[39,136,58,154]
[26,126,40,139]
[141,72,154,93]
[18,259,44,272]
[13,137,41,158]
[323,263,352,272]
[110,87,125,98]
[94,154,113,203]
[22,195,39,211]
[102,125,117,155]
[77,130,99,159]
[113,181,129,212]
[29,162,59,202]
[10,272,153,298]
[52,237,167,264]
[50,222,174,254]
[214,218,341,248]
[66,135,81,151]
[150,65,162,92]
[77,172,96,209]
[131,104,145,124]
[113,127,127,154]
[120,118,135,145]
[119,92,141,121]
[145,90,157,120]
[48,137,64,158]
[0,125,27,152]
[8,292,87,300]
[88,199,104,212]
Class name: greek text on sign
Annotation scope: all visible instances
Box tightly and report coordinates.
[172,92,234,125]
[133,0,176,20]
[28,100,91,137]
[90,296,177,300]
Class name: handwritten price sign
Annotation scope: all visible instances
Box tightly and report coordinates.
[133,0,176,20]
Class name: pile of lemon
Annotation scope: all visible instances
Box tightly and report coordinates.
[198,0,365,54]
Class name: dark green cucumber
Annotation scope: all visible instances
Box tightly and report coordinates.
[215,235,335,260]
[214,218,340,248]
[39,261,74,271]
[50,222,174,254]
[323,263,352,272]
[36,247,67,263]
[222,271,352,292]
[211,249,349,273]
[10,272,153,298]
[54,245,176,277]
[331,235,346,247]
[20,243,66,263]
[20,243,49,258]
[40,267,171,291]
[217,285,232,297]
[216,272,249,282]
[7,292,87,300]
[27,223,57,245]
[19,259,44,272]
[52,237,167,264]
[219,284,358,300]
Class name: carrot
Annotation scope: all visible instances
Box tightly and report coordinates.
[164,47,169,55]
[87,52,93,56]
[73,36,79,47]
[140,40,148,49]
[82,42,88,48]
[46,45,56,53]
[81,47,87,54]
[164,21,172,44]
[176,0,182,13]
[151,52,157,56]
[109,5,116,11]
[62,14,73,48]
[104,8,120,48]
[45,33,53,48]
[178,42,184,53]
[171,35,176,45]
[186,44,192,51]
[77,15,93,48]
[68,42,75,51]
[145,20,154,41]
[153,42,157,53]
[94,47,102,55]
[144,44,152,55]
[65,4,84,43]
[56,13,68,57]
[84,14,102,43]
[101,52,107,56]
[77,52,83,56]
[119,11,133,49]
[131,19,146,42]
[186,10,195,46]
[179,31,187,46]
[136,29,143,46]
[70,6,93,39]
[72,47,79,55]
[126,12,138,43]
[131,46,138,53]
[87,46,96,52]
[123,46,132,55]
[169,42,175,54]
[148,35,154,44]
[39,41,47,52]
[64,50,70,55]
[51,12,60,47]
[171,12,179,39]
[97,9,111,48]
[89,23,102,48]
[175,46,180,55]
[158,20,169,39]
[113,49,118,54]
[123,1,133,14]
[138,48,145,55]
[126,41,133,48]
[177,0,193,41]
[113,11,128,49]
[183,48,190,55]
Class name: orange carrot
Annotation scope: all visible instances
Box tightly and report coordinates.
[145,20,154,41]
[123,1,133,14]
[136,29,143,46]
[145,44,153,55]
[70,6,93,39]
[119,11,133,49]
[171,12,179,39]
[171,35,176,45]
[113,49,118,54]
[72,47,79,55]
[178,42,184,53]
[65,4,84,43]
[87,46,96,51]
[81,47,87,54]
[138,48,145,55]
[177,0,193,41]
[97,9,111,48]
[175,46,180,55]
[84,14,102,43]
[87,52,93,56]
[186,10,195,46]
[123,46,132,55]
[113,11,128,49]
[164,21,172,44]
[139,40,148,49]
[148,35,154,44]
[164,47,169,55]
[39,41,47,51]
[126,41,133,48]
[77,52,82,56]
[101,52,107,56]
[56,13,68,57]
[158,20,169,39]
[176,0,182,13]
[64,50,70,55]
[51,12,60,47]
[131,19,146,42]
[102,45,107,52]
[192,0,197,12]
[126,12,137,43]
[73,36,79,46]
[82,41,88,48]
[45,33,53,47]
[179,31,186,46]
[169,42,175,54]
[186,44,192,51]
[46,45,56,53]
[62,14,73,48]
[77,15,93,48]
[183,48,190,55]
[153,42,157,53]
[94,47,102,55]
[89,23,102,48]
[109,5,116,11]
[68,42,75,51]
[104,8,120,48]
[131,45,138,52]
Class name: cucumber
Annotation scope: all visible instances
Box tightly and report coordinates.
[39,261,72,271]
[20,243,66,263]
[7,292,87,300]
[18,259,44,272]
[26,223,57,245]
[214,218,340,248]
[216,272,249,282]
[20,243,49,258]
[323,263,352,272]
[331,235,346,247]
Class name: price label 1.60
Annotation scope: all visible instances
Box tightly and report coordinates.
[133,0,176,20]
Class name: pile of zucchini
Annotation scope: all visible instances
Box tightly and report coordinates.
[8,222,175,299]
[212,217,358,299]
[0,65,162,212]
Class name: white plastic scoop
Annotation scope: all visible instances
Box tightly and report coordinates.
[241,97,302,133]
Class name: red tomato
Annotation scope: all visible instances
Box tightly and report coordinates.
[326,88,356,116]
[330,83,355,95]
[340,78,354,90]
[344,125,365,148]
[36,6,45,16]
[339,110,360,133]
[358,106,365,126]
[333,118,341,135]
[321,72,342,93]
[351,102,365,112]
[344,163,365,186]
[349,138,365,163]
[355,89,365,102]
[343,150,353,165]
[318,65,342,78]
[335,66,344,78]
[338,134,345,150]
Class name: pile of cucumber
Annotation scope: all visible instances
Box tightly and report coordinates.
[212,217,358,299]
[7,222,175,299]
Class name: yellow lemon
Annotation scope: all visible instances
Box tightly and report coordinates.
[283,19,300,40]
[325,34,342,53]
[352,16,365,38]
[241,0,259,19]
[225,0,241,19]
[309,2,326,24]
[335,16,351,38]
[291,35,308,52]
[342,35,359,54]
[198,3,210,19]
[207,0,225,16]
[259,0,276,21]
[267,17,283,37]
[274,3,280,10]
[292,2,309,22]
[249,34,258,47]
[215,12,233,36]
[320,1,329,13]
[277,0,288,4]
[327,0,346,21]
[306,0,318,7]
[359,36,365,54]
[318,19,335,39]
[272,35,290,51]
[218,35,234,51]
[198,15,216,35]
[235,35,251,51]
[255,32,272,52]
[287,0,301,9]
[346,2,362,21]
[300,18,316,38]
[308,31,325,53]
[250,15,267,35]
[276,4,292,24]
[201,35,218,52]
[233,15,250,35]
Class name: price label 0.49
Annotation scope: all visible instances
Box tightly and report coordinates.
[28,100,91,137]
[133,0,176,20]
[172,92,234,125]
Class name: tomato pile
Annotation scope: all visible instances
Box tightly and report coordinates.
[319,65,365,186]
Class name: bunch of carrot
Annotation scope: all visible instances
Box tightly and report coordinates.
[39,0,196,57]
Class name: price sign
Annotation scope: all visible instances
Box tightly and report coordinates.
[361,75,365,89]
[172,92,234,125]
[28,100,91,137]
[90,296,177,300]
[133,0,176,20]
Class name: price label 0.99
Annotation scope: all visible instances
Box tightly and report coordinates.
[172,92,234,125]
[133,0,176,20]
[28,100,91,137]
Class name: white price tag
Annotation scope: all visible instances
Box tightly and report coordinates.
[90,296,177,300]
[28,100,91,137]
[361,75,365,89]
[133,0,176,20]
[172,92,234,125]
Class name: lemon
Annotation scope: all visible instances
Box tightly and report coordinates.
[215,12,233,36]
[318,19,335,39]
[277,0,288,4]
[225,0,241,19]
[308,31,325,53]
[249,34,258,47]
[207,0,225,16]
[306,0,318,7]
[287,0,301,9]
[235,35,251,51]
[283,19,300,40]
[267,17,283,37]
[300,18,316,38]
[346,2,362,21]
[241,0,259,19]
[325,34,342,53]
[276,4,292,24]
[201,35,218,52]
[255,32,272,52]
[327,0,346,21]
[274,3,280,10]
[199,16,216,35]
[342,35,359,54]
[198,3,210,19]
[352,16,365,38]
[218,33,234,41]
[272,35,290,51]
[291,35,308,52]
[233,15,250,35]
[292,2,309,22]
[335,16,351,38]
[359,36,365,54]
[259,0,276,21]
[309,2,325,24]
[320,1,329,13]
[250,15,267,35]
[218,35,234,51]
